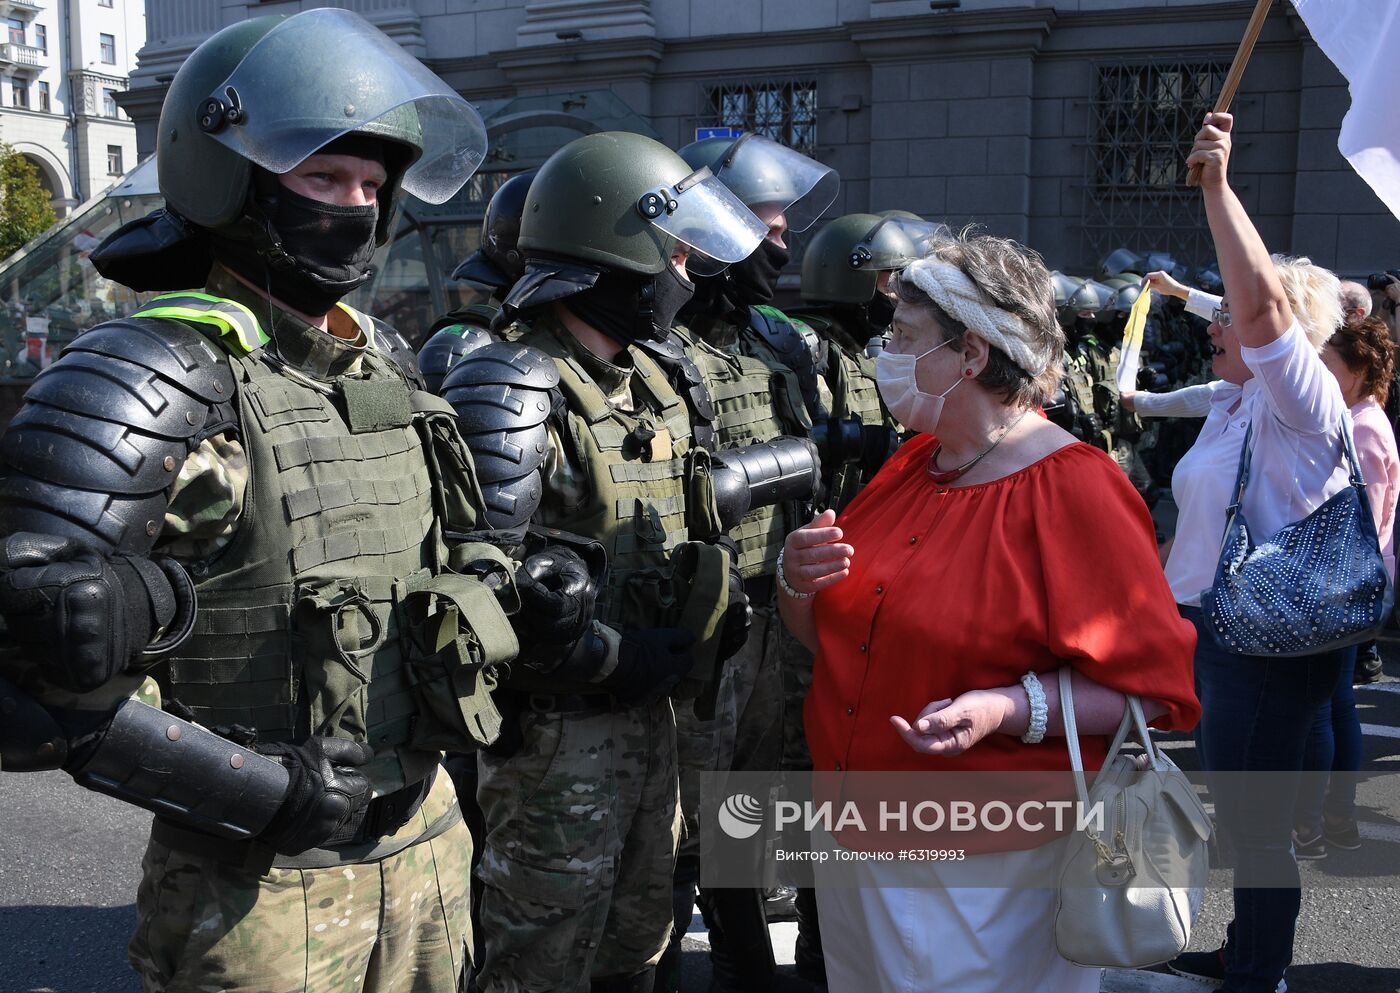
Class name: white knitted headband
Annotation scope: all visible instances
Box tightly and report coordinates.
[903,259,1050,377]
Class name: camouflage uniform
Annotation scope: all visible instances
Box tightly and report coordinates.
[116,273,493,993]
[473,315,723,993]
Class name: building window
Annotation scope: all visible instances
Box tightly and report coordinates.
[7,18,24,46]
[37,81,48,113]
[11,81,26,109]
[34,23,45,54]
[102,88,118,118]
[98,0,114,6]
[99,33,115,64]
[1082,60,1228,266]
[107,145,123,176]
[705,79,818,156]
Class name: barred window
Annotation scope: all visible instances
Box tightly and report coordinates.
[1082,61,1228,267]
[706,80,817,156]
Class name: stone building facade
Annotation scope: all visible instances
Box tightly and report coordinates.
[0,0,145,216]
[121,0,1399,280]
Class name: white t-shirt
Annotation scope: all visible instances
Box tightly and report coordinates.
[1165,321,1351,606]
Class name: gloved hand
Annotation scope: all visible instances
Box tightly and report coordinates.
[0,533,179,692]
[513,547,596,659]
[601,628,698,707]
[256,737,374,856]
[712,535,750,662]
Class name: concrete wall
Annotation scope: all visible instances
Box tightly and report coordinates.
[123,0,1400,277]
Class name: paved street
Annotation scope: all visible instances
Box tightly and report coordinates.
[4,652,1400,993]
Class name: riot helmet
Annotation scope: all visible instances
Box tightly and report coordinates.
[1097,247,1145,281]
[1197,262,1224,296]
[801,213,945,305]
[677,133,839,236]
[453,169,537,295]
[1066,278,1114,337]
[1111,282,1143,317]
[505,131,766,345]
[1051,272,1085,330]
[92,8,487,312]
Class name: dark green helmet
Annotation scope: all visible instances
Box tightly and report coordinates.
[159,7,486,244]
[677,133,839,233]
[1111,282,1144,316]
[516,131,765,278]
[801,213,945,305]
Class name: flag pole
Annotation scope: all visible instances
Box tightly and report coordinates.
[1185,0,1276,188]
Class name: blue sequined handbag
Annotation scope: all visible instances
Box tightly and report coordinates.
[1202,418,1393,657]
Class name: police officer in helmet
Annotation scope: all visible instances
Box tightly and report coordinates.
[0,11,564,991]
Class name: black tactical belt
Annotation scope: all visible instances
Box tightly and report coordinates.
[150,766,439,872]
[524,692,618,714]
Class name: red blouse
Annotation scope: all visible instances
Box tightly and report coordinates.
[804,436,1200,848]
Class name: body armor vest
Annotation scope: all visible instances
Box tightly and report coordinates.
[675,326,808,579]
[141,297,443,793]
[519,324,710,632]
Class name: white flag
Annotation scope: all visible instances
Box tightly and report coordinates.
[1292,0,1400,221]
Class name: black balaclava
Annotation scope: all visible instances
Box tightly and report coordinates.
[211,134,395,317]
[865,291,896,330]
[563,265,695,347]
[683,239,790,322]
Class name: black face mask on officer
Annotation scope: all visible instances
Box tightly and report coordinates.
[727,239,790,307]
[866,291,896,331]
[213,187,380,317]
[563,264,695,346]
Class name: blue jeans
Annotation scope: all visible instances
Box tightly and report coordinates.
[1182,606,1348,993]
[1296,648,1362,829]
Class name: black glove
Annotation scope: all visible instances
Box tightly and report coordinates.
[713,535,751,662]
[0,533,180,692]
[601,628,698,707]
[256,737,375,856]
[513,547,596,659]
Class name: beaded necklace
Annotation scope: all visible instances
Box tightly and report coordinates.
[925,409,1030,484]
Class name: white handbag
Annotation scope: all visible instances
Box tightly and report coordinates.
[1053,668,1213,969]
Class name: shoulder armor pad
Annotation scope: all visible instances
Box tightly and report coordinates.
[418,324,496,395]
[0,317,234,553]
[441,341,559,529]
[369,318,428,391]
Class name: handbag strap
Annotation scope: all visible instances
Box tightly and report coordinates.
[1230,413,1369,509]
[1058,668,1161,811]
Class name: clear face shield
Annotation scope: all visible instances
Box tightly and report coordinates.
[196,8,487,204]
[636,165,768,278]
[709,133,839,234]
[848,216,950,272]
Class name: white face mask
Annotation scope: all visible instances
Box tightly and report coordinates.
[875,337,962,433]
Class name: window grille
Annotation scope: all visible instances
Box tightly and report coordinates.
[704,79,818,157]
[1081,60,1228,268]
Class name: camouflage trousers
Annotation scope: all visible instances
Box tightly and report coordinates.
[128,770,472,993]
[710,602,814,776]
[474,697,680,993]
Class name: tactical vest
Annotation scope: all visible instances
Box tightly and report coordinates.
[803,314,895,512]
[673,327,807,579]
[1063,343,1110,451]
[516,323,729,651]
[134,294,444,793]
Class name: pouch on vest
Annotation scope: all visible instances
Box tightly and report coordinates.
[403,567,518,752]
[294,578,395,743]
[411,391,491,538]
[686,448,724,542]
[667,540,730,705]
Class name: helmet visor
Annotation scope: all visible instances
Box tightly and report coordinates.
[637,166,768,269]
[710,134,838,233]
[201,8,486,204]
[849,216,948,271]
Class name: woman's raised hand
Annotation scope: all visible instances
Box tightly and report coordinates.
[1141,269,1189,300]
[1185,111,1233,191]
[781,509,854,596]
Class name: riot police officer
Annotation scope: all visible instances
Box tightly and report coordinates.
[0,11,554,991]
[442,131,809,993]
[417,169,538,391]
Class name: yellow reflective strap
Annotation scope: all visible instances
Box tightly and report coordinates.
[336,302,377,348]
[133,292,270,354]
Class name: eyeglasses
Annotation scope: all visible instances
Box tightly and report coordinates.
[1211,307,1233,329]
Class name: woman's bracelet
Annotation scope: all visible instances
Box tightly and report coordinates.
[1019,671,1048,744]
[776,549,816,600]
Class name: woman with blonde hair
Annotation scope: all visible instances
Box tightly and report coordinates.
[778,228,1199,992]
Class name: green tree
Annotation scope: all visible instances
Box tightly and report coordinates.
[0,144,56,259]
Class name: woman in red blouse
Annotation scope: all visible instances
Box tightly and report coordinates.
[778,231,1200,993]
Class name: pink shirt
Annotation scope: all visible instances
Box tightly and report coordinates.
[1351,398,1399,581]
